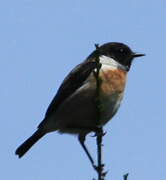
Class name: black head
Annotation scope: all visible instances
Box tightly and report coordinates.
[89,42,145,71]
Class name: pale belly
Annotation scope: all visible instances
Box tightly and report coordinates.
[99,91,124,125]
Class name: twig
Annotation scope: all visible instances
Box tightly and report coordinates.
[123,173,129,180]
[97,128,104,180]
[93,44,106,180]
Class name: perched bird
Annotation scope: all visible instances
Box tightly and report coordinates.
[15,42,144,165]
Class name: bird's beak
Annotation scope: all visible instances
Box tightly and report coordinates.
[132,53,145,58]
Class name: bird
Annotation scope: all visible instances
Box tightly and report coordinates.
[15,42,145,166]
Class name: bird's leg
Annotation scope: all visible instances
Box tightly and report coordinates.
[78,134,97,171]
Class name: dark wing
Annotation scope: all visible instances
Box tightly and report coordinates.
[44,60,97,118]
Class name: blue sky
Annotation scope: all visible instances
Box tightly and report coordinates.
[1,0,166,179]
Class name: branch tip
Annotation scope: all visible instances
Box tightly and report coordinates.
[123,173,129,180]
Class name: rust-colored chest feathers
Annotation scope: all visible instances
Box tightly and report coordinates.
[84,65,128,125]
[99,66,127,96]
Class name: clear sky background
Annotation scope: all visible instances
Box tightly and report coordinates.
[1,0,166,179]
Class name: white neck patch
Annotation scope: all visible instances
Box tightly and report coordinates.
[99,55,127,71]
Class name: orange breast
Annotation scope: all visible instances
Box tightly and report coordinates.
[100,68,127,96]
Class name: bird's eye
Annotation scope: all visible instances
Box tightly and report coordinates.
[119,48,124,53]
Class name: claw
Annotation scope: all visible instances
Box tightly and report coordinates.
[95,130,107,137]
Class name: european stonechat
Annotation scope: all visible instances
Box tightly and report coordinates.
[15,42,145,165]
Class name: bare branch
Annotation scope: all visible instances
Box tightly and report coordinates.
[93,44,106,180]
[123,173,129,180]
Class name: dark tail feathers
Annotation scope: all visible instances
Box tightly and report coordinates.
[15,130,46,158]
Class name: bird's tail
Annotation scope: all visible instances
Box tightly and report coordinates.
[15,130,46,158]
